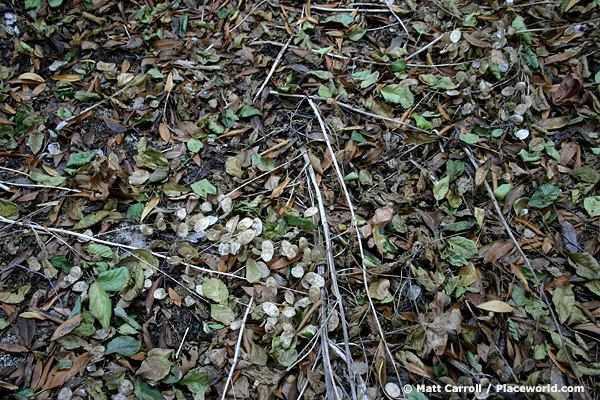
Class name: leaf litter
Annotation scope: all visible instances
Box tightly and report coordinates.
[0,0,599,399]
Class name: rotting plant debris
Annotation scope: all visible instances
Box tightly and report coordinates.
[0,1,600,399]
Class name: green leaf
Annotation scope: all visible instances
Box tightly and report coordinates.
[0,199,20,220]
[351,131,367,142]
[389,59,406,73]
[97,267,130,292]
[493,184,513,201]
[308,70,334,80]
[412,115,431,130]
[344,172,359,181]
[245,258,262,284]
[0,317,9,329]
[512,15,532,44]
[528,184,560,208]
[74,91,101,102]
[67,150,97,167]
[346,26,366,41]
[522,48,539,70]
[191,179,217,199]
[584,196,600,218]
[433,176,449,201]
[360,71,379,89]
[105,336,141,357]
[553,284,575,324]
[87,243,114,259]
[147,68,164,79]
[318,85,333,98]
[202,278,229,304]
[25,0,42,9]
[595,70,600,84]
[380,84,414,108]
[74,210,110,229]
[351,70,371,80]
[137,355,173,381]
[210,304,235,325]
[419,74,438,86]
[567,252,600,280]
[570,166,600,185]
[518,149,540,163]
[51,255,73,273]
[321,14,354,26]
[187,138,203,153]
[446,236,479,265]
[89,282,111,329]
[283,215,316,230]
[178,12,188,37]
[238,105,263,118]
[30,171,66,186]
[251,153,275,171]
[459,133,479,144]
[48,0,63,8]
[126,203,144,221]
[180,370,211,393]
[432,77,456,90]
[134,378,163,400]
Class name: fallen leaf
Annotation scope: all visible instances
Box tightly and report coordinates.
[476,300,514,313]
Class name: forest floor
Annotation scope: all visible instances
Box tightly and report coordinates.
[1,1,600,400]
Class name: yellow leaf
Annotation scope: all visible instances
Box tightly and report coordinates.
[159,123,170,142]
[165,71,174,92]
[477,300,514,313]
[51,74,82,82]
[140,197,160,222]
[19,312,47,320]
[17,72,45,83]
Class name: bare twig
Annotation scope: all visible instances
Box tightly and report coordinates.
[381,0,412,39]
[64,84,131,123]
[406,34,444,60]
[304,152,355,400]
[270,91,430,134]
[220,296,253,400]
[306,97,404,394]
[253,36,293,104]
[0,216,244,281]
[0,180,82,192]
[230,0,267,32]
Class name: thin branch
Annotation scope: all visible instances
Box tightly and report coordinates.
[220,296,253,400]
[406,34,444,61]
[270,91,430,134]
[253,36,293,104]
[306,97,404,394]
[0,216,245,281]
[303,152,355,400]
[0,181,82,192]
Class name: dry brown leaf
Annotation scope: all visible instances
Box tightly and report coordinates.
[165,71,174,92]
[50,314,82,341]
[16,72,45,83]
[168,287,182,307]
[43,352,93,389]
[477,300,514,313]
[551,63,588,106]
[159,123,171,142]
[140,197,160,222]
[270,177,290,199]
[463,32,490,47]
